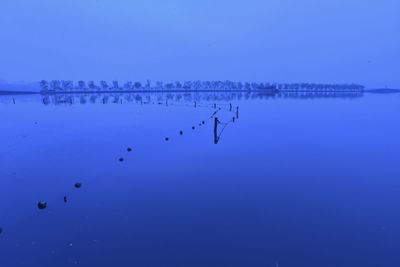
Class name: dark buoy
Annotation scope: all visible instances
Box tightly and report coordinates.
[127,147,132,152]
[119,158,124,162]
[74,182,82,188]
[192,126,195,130]
[37,201,47,210]
[180,131,183,135]
[64,196,68,203]
[202,121,205,125]
[165,137,169,141]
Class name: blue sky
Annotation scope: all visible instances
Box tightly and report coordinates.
[0,0,399,88]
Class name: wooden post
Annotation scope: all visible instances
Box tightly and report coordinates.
[214,117,219,144]
[236,106,239,119]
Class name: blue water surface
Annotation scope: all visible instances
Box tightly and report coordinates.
[1,92,400,267]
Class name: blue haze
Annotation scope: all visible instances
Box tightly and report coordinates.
[0,0,399,88]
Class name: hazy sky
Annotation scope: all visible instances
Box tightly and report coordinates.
[1,0,399,88]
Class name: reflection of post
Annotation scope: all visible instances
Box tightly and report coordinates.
[229,103,232,111]
[13,98,15,104]
[236,106,239,119]
[214,117,219,144]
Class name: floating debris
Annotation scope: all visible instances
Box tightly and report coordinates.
[37,201,47,210]
[127,147,132,152]
[64,196,68,203]
[74,183,82,189]
[119,158,124,162]
[180,131,183,135]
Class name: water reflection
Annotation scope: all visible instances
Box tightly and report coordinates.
[1,89,400,267]
[32,90,365,106]
[0,90,364,147]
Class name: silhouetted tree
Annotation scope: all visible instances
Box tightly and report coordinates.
[100,81,109,90]
[50,80,61,91]
[39,80,49,92]
[175,81,182,89]
[145,80,151,89]
[77,81,86,91]
[134,82,142,89]
[62,81,73,91]
[124,81,133,91]
[112,81,120,90]
[88,81,98,91]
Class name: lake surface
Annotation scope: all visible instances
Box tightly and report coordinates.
[1,91,400,267]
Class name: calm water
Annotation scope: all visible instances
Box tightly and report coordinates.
[1,92,400,267]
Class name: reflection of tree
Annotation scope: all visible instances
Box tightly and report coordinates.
[90,95,97,103]
[80,96,87,104]
[43,90,364,107]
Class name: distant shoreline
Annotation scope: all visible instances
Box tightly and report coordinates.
[365,88,400,94]
[0,88,399,96]
[0,90,39,95]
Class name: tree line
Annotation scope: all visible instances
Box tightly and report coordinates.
[39,80,365,92]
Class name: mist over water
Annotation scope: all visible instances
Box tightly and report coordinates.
[1,0,400,88]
